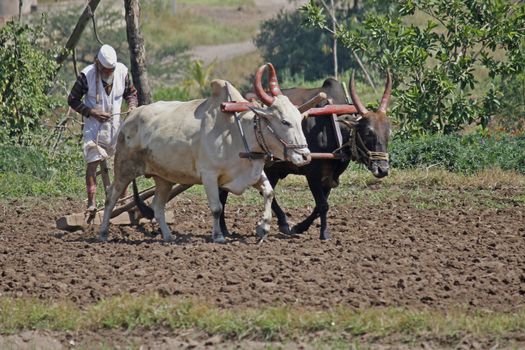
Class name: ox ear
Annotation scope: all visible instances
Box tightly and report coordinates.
[338,114,362,126]
[248,105,274,119]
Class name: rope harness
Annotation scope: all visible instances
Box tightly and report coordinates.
[252,113,308,162]
[335,119,389,166]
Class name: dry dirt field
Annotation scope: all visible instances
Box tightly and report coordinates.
[1,181,525,348]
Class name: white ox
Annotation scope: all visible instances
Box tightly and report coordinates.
[99,64,311,243]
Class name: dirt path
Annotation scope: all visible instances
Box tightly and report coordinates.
[189,0,307,64]
[189,41,257,65]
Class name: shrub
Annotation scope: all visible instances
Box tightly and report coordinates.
[391,133,525,174]
[254,10,355,80]
[301,0,525,137]
[0,19,61,144]
[0,140,85,198]
[153,86,191,102]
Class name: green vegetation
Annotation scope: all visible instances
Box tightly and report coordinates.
[0,19,61,144]
[391,132,525,173]
[255,9,354,79]
[301,0,525,137]
[1,294,524,342]
[0,142,154,206]
[213,50,263,88]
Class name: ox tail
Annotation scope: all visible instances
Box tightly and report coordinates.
[132,179,155,220]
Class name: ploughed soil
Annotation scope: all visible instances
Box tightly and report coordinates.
[1,185,525,348]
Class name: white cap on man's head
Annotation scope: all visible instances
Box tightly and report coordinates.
[97,44,117,69]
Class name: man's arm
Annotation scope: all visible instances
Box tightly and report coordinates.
[124,74,139,109]
[67,73,91,117]
[68,73,111,122]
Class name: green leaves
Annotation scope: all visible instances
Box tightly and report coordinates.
[301,0,525,138]
[391,132,525,174]
[0,19,60,144]
[300,0,327,30]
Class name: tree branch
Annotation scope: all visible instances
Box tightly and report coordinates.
[317,0,376,91]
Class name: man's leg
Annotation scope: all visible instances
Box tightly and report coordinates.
[86,160,100,211]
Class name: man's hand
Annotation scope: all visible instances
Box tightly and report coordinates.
[89,108,111,122]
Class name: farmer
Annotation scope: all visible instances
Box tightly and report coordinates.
[68,44,138,213]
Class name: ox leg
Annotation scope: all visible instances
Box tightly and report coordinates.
[267,177,292,236]
[292,208,319,234]
[309,179,330,240]
[218,189,230,236]
[152,177,175,243]
[202,174,226,244]
[292,178,330,240]
[253,173,274,240]
[99,178,131,242]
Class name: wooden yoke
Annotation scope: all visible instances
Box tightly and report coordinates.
[303,104,358,117]
[221,101,255,113]
[221,96,360,162]
[221,100,357,116]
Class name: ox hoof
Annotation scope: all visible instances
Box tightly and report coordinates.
[320,230,330,241]
[278,224,292,235]
[290,225,306,235]
[213,235,226,244]
[98,234,108,243]
[256,225,269,239]
[163,234,175,243]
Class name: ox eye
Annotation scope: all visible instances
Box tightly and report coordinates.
[281,119,292,127]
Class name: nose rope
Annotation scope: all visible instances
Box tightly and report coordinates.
[354,131,389,166]
[334,120,389,166]
[253,114,308,161]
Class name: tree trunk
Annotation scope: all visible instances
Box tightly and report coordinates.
[330,0,338,79]
[55,0,102,68]
[124,0,152,105]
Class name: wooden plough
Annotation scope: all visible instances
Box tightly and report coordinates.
[56,184,190,231]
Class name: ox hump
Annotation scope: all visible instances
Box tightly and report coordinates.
[210,79,245,102]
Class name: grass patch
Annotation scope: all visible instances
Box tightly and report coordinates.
[0,144,155,208]
[222,166,525,210]
[142,7,255,50]
[213,50,264,89]
[1,294,524,342]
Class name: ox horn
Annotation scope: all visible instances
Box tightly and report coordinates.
[379,70,392,113]
[298,92,327,113]
[254,63,283,106]
[350,71,369,115]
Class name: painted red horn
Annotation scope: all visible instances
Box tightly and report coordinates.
[350,71,369,115]
[254,63,283,106]
[379,71,392,113]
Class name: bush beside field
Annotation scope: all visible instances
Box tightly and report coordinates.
[391,133,525,174]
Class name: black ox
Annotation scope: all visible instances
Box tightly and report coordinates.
[219,71,392,240]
